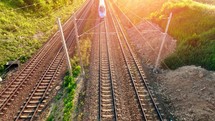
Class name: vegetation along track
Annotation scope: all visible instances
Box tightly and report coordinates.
[13,1,93,120]
[0,0,93,120]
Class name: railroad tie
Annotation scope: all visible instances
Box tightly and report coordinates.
[102,114,113,118]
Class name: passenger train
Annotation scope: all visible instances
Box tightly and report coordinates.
[98,0,106,18]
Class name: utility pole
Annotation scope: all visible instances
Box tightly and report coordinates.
[73,15,85,75]
[57,18,73,76]
[154,12,172,73]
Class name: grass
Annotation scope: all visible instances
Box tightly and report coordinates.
[117,0,215,71]
[46,64,81,121]
[46,5,93,118]
[46,32,92,121]
[63,72,79,121]
[79,37,91,67]
[0,0,85,74]
[150,0,215,70]
[116,0,166,24]
[194,0,215,4]
[151,0,215,40]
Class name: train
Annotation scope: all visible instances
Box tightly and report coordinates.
[98,0,106,18]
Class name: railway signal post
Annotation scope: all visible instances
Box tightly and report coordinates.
[154,12,172,73]
[57,18,73,76]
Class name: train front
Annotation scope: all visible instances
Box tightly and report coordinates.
[98,0,106,18]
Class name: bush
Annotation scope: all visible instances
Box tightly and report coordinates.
[0,0,85,76]
[152,1,215,70]
[46,114,54,121]
[73,65,81,77]
[62,65,80,120]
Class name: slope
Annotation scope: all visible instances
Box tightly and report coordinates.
[0,0,85,74]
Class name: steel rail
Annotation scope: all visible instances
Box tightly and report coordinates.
[14,47,65,121]
[0,0,90,113]
[0,0,92,114]
[98,19,117,120]
[0,29,62,114]
[14,0,93,120]
[104,18,118,121]
[108,1,163,120]
[112,1,172,70]
[111,5,163,121]
[107,3,147,120]
[0,0,84,100]
[98,19,102,120]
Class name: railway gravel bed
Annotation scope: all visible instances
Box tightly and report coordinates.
[83,0,163,120]
[83,18,100,120]
[83,1,215,121]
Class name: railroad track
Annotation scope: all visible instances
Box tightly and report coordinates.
[84,0,164,120]
[98,19,118,120]
[0,8,75,117]
[13,1,93,120]
[0,0,92,120]
[0,19,62,116]
[107,1,163,121]
[14,52,65,120]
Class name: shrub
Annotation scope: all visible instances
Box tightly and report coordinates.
[62,65,80,120]
[73,65,81,77]
[152,1,215,70]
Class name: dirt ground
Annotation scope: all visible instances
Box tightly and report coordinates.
[127,20,176,67]
[127,20,215,121]
[156,66,215,121]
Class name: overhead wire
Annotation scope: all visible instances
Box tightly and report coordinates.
[112,1,172,69]
[79,21,104,37]
[0,0,90,39]
[0,1,92,79]
[0,1,86,77]
[116,2,165,33]
[0,2,42,13]
[0,1,80,41]
[115,1,186,69]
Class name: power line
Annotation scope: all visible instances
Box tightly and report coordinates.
[114,1,186,70]
[0,2,41,13]
[116,1,166,31]
[0,3,79,41]
[113,2,171,69]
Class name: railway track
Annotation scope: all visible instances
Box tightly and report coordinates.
[0,0,92,120]
[0,19,62,116]
[84,0,164,120]
[0,13,70,118]
[98,19,118,120]
[14,52,65,120]
[13,1,93,120]
[107,1,163,120]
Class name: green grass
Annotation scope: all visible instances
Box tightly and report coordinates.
[46,65,81,121]
[151,0,215,40]
[194,0,215,5]
[117,0,215,70]
[116,0,166,24]
[46,34,89,120]
[0,0,85,74]
[46,8,93,119]
[63,74,78,121]
[150,0,215,70]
